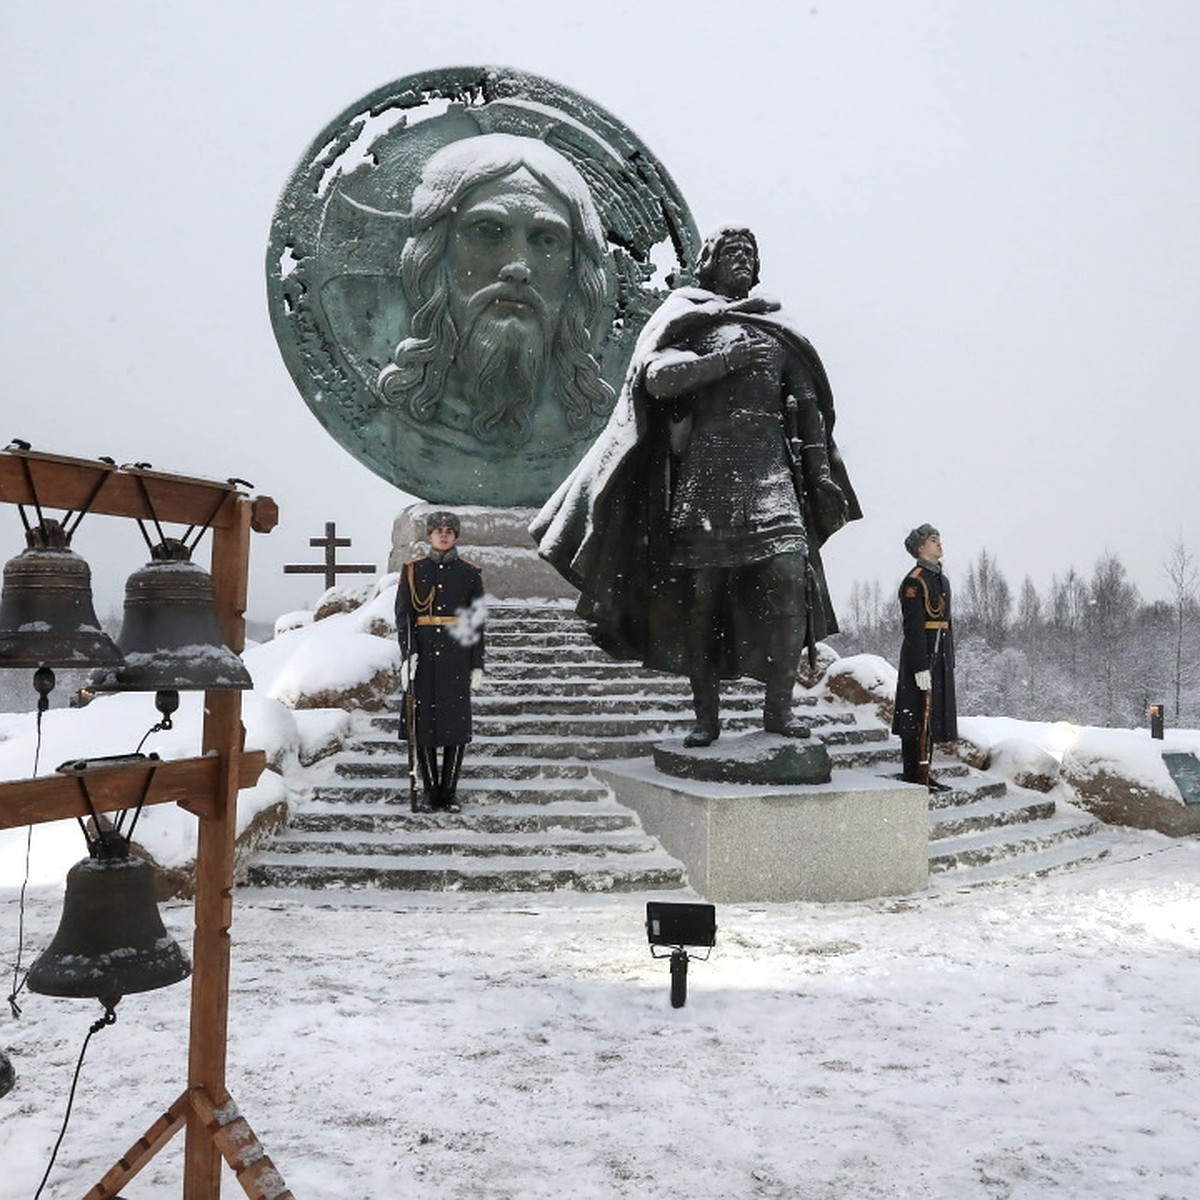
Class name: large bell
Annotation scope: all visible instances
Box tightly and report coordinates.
[27,840,191,1010]
[89,538,252,692]
[0,520,123,669]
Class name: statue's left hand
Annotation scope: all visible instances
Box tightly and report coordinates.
[814,476,848,525]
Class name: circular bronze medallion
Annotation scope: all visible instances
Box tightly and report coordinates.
[267,66,698,507]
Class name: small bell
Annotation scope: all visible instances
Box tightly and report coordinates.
[0,520,122,670]
[27,835,191,1010]
[89,538,251,693]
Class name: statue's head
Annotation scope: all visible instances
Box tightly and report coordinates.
[379,133,614,447]
[904,523,940,558]
[696,226,760,298]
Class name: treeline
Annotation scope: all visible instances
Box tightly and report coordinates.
[830,544,1200,729]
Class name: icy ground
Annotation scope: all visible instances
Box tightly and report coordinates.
[3,829,1198,1200]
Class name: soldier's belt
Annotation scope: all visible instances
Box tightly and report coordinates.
[416,615,459,626]
[924,621,949,629]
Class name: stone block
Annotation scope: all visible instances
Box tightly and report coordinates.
[594,761,928,903]
[389,503,578,600]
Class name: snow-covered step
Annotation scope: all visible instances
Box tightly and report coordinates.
[312,776,612,806]
[244,850,688,893]
[291,801,640,836]
[459,677,757,698]
[928,829,1118,890]
[826,742,902,769]
[929,791,1057,840]
[928,806,1105,874]
[334,757,595,781]
[368,710,856,741]
[262,828,662,859]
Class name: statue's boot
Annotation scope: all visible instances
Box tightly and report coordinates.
[683,675,721,747]
[415,746,439,812]
[762,618,809,738]
[438,744,465,812]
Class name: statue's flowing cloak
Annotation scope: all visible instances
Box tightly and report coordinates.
[530,287,861,681]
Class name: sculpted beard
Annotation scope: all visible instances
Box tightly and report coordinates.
[456,284,550,447]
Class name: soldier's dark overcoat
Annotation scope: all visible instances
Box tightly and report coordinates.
[892,562,958,743]
[396,550,485,747]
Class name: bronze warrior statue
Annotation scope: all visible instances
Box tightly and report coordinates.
[532,226,861,746]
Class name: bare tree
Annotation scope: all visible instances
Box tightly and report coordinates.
[1086,553,1140,724]
[961,549,1012,648]
[1164,542,1200,721]
[1049,567,1089,684]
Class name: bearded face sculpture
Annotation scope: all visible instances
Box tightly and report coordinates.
[378,134,614,449]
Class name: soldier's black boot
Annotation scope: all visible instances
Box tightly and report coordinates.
[415,747,439,813]
[900,737,922,783]
[762,618,808,737]
[438,744,465,812]
[683,675,721,747]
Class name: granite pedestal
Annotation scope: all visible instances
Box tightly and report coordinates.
[596,738,928,902]
[390,503,575,600]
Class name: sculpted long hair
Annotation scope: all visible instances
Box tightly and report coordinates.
[380,134,615,439]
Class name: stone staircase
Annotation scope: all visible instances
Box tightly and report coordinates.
[243,600,1110,895]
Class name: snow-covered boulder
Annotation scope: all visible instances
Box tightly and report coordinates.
[274,609,313,637]
[129,766,290,899]
[246,606,401,712]
[350,576,400,639]
[987,737,1060,792]
[821,654,896,724]
[292,708,353,766]
[1061,730,1200,836]
[796,640,839,690]
[265,629,401,711]
[313,578,377,620]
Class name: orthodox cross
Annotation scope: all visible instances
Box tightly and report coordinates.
[284,521,375,589]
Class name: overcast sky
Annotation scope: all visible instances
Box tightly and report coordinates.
[2,1,1197,625]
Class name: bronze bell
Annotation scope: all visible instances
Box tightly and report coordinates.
[0,520,122,669]
[27,838,191,1010]
[89,538,252,692]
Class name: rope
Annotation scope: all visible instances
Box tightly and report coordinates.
[32,1005,118,1199]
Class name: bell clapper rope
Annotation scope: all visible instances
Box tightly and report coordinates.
[32,1003,119,1200]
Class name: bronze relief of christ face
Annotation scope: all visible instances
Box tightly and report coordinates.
[378,137,614,455]
[267,67,699,507]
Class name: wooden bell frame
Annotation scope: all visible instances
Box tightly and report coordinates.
[0,448,292,1200]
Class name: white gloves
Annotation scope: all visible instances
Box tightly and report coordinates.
[401,658,481,691]
[399,655,419,691]
[915,669,932,692]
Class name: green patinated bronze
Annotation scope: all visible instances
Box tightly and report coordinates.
[653,733,833,787]
[1163,752,1200,805]
[267,66,698,507]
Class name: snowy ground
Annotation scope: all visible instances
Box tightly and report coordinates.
[3,829,1198,1200]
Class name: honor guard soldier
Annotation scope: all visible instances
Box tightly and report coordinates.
[892,523,957,789]
[396,512,486,812]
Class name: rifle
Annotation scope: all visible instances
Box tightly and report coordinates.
[405,686,419,813]
[916,625,944,789]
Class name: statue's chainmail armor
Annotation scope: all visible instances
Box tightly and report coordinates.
[667,322,808,569]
